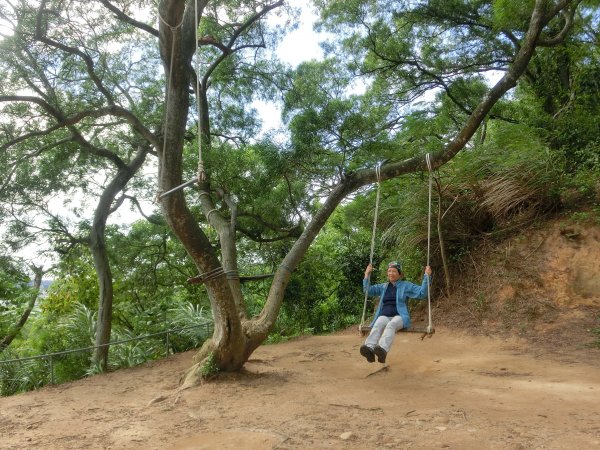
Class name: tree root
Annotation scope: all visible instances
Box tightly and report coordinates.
[180,361,204,389]
[180,353,220,388]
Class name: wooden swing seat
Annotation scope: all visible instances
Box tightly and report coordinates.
[359,324,434,340]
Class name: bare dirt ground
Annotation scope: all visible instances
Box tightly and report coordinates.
[2,218,599,450]
[1,329,599,449]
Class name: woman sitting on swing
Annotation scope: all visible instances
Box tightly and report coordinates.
[360,262,432,363]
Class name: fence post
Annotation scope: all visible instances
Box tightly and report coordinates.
[49,355,55,385]
[165,330,170,357]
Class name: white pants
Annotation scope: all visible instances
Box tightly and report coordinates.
[364,315,404,352]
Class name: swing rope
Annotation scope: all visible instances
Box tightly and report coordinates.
[359,154,434,336]
[194,0,206,182]
[359,163,381,333]
[156,13,184,201]
[425,153,433,334]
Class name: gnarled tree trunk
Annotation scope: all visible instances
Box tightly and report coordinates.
[92,146,150,368]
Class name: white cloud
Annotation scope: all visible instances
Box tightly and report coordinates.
[276,5,326,67]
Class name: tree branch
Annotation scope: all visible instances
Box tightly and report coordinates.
[96,0,159,37]
[0,266,44,353]
[189,272,274,285]
[123,194,165,225]
[537,1,580,46]
[36,0,116,105]
[236,224,302,243]
[201,0,284,86]
[0,96,160,163]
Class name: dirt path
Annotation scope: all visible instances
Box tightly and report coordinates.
[2,327,599,449]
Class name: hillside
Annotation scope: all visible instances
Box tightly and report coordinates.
[1,216,599,450]
[436,215,600,361]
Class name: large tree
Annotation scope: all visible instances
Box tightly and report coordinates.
[155,0,582,385]
[0,0,160,368]
[0,0,584,385]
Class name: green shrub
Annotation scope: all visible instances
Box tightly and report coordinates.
[200,352,219,379]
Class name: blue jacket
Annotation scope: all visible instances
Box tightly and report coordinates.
[363,275,430,329]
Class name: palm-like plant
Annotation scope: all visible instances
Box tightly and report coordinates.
[168,302,213,350]
[60,303,97,347]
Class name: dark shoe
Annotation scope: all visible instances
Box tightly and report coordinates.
[360,345,375,363]
[373,345,387,363]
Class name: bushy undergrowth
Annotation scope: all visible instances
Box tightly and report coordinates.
[0,349,48,397]
[0,302,212,397]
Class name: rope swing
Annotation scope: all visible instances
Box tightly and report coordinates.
[359,155,435,339]
[425,152,434,335]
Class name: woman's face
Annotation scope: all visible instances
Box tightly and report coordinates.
[387,267,401,282]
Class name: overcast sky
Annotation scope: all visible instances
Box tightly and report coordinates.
[253,1,328,133]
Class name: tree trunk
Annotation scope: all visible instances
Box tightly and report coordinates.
[92,147,148,369]
[157,1,249,381]
[90,221,114,369]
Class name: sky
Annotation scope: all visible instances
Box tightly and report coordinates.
[252,2,328,134]
[276,2,325,67]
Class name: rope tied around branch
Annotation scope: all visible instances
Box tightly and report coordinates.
[225,270,239,280]
[187,266,225,284]
[187,268,240,284]
[157,12,185,31]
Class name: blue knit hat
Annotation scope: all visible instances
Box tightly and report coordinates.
[387,261,402,273]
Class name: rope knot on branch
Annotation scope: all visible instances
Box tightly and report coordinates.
[187,266,226,285]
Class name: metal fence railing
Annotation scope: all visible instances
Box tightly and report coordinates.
[0,321,213,386]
